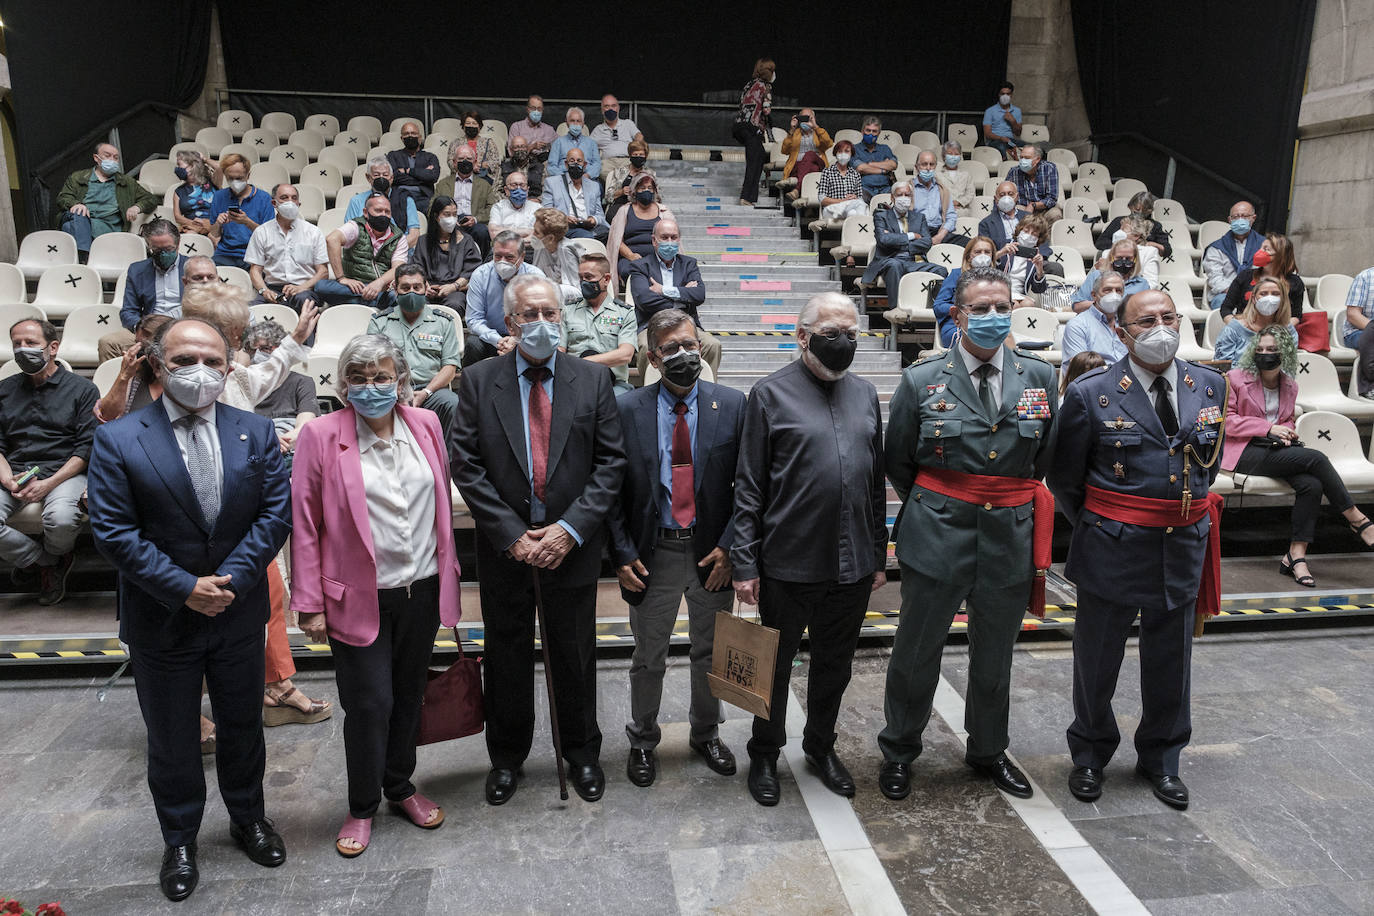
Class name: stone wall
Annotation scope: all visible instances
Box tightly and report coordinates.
[1005,0,1092,156]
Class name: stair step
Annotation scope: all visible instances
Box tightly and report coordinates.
[704,313,871,331]
[717,370,904,395]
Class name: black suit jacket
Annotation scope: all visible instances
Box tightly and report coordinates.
[627,254,706,331]
[450,351,627,585]
[386,148,441,192]
[608,381,746,605]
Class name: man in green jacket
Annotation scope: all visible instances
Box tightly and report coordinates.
[56,143,160,255]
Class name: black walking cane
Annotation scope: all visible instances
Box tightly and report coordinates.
[531,568,569,801]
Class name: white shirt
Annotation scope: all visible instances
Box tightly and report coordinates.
[489,199,537,231]
[1128,358,1180,420]
[355,412,438,589]
[164,396,223,509]
[245,217,328,286]
[154,264,181,316]
[1263,384,1280,423]
[565,178,587,218]
[999,211,1020,240]
[591,118,639,158]
[451,175,474,216]
[958,336,1005,410]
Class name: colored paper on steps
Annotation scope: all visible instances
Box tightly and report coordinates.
[760,314,795,324]
[707,226,752,236]
[723,254,768,263]
[741,281,792,291]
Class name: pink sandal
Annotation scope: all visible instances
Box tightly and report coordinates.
[335,815,372,858]
[392,792,444,829]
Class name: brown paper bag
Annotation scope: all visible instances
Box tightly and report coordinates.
[707,607,780,719]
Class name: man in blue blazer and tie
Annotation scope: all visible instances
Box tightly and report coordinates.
[86,317,293,901]
[626,218,721,376]
[609,308,746,788]
[541,147,609,242]
[97,219,199,361]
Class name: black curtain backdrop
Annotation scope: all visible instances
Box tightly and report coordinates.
[1071,0,1315,232]
[4,0,211,226]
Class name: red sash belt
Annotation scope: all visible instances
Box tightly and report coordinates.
[1083,485,1223,623]
[913,467,1054,618]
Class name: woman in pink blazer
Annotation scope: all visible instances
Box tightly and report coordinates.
[291,335,461,858]
[1224,326,1374,587]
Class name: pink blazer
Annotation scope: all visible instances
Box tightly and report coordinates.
[290,405,461,646]
[1223,368,1298,471]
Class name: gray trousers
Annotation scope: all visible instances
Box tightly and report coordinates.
[420,387,459,439]
[625,535,731,750]
[0,474,86,568]
[878,564,1029,765]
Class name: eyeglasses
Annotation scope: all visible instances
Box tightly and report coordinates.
[514,308,560,323]
[810,328,859,341]
[1123,312,1180,330]
[346,373,395,387]
[656,340,702,357]
[965,302,1014,317]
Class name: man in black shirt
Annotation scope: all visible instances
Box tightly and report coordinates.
[0,319,99,604]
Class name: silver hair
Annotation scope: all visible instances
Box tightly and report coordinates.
[566,106,585,120]
[1021,144,1042,159]
[797,291,860,329]
[862,115,882,129]
[336,334,413,402]
[492,229,523,250]
[503,273,562,317]
[242,318,288,350]
[891,181,913,195]
[1093,269,1124,294]
[652,217,679,238]
[942,140,962,155]
[366,155,390,174]
[645,308,697,351]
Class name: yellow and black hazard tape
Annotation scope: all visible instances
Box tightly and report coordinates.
[712,330,886,337]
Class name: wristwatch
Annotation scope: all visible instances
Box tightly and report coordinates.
[258,287,269,297]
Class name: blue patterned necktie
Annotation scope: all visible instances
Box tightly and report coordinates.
[177,414,219,525]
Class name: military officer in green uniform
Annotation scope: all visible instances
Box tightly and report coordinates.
[561,253,637,393]
[878,265,1057,801]
[366,264,461,435]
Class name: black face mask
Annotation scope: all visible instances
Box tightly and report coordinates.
[808,333,858,372]
[402,136,420,151]
[1111,257,1134,273]
[629,155,647,168]
[464,126,480,139]
[566,163,585,180]
[511,150,529,163]
[455,160,474,176]
[1254,351,1282,371]
[661,349,702,388]
[372,177,390,193]
[634,189,656,205]
[580,279,603,301]
[366,214,391,233]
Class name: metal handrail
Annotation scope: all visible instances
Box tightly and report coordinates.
[1089,130,1264,208]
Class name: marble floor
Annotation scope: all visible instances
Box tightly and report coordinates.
[2,625,1371,914]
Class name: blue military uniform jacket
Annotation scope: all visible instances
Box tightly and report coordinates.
[1047,356,1226,609]
[886,344,1056,588]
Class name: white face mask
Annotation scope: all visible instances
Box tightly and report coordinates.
[1255,294,1282,316]
[1096,292,1123,315]
[970,254,993,269]
[1017,232,1039,248]
[999,93,1012,106]
[996,195,1016,214]
[163,363,227,410]
[494,260,519,281]
[1128,325,1180,365]
[275,201,299,221]
[438,215,458,232]
[892,196,912,213]
[229,179,248,194]
[834,152,851,166]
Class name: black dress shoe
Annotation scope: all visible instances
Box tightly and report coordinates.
[570,763,605,802]
[689,737,737,776]
[747,755,780,806]
[626,748,656,787]
[159,843,198,902]
[805,750,856,798]
[1137,764,1189,809]
[968,753,1034,799]
[878,759,911,800]
[485,767,518,806]
[1068,766,1103,802]
[230,818,286,867]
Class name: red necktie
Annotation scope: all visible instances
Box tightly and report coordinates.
[525,366,551,502]
[671,401,695,528]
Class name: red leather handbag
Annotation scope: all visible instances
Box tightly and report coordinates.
[416,628,484,745]
[1296,310,1330,353]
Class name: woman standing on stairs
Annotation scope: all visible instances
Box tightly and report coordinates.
[732,57,775,207]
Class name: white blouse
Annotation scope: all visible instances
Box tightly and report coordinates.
[355,412,438,589]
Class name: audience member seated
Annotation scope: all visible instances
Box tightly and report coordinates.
[1214,276,1296,362]
[366,265,460,436]
[851,116,898,200]
[509,94,557,163]
[603,138,655,220]
[387,121,441,219]
[1059,350,1107,395]
[861,181,934,298]
[435,143,495,257]
[561,253,637,393]
[487,170,539,242]
[1006,144,1061,223]
[817,141,866,220]
[98,219,190,360]
[980,181,1027,253]
[246,183,327,313]
[548,107,603,179]
[1061,270,1128,363]
[530,209,583,297]
[462,230,548,366]
[209,153,275,270]
[172,149,216,236]
[627,219,721,376]
[779,108,831,199]
[1202,200,1261,310]
[318,194,407,310]
[410,196,482,313]
[94,313,174,422]
[241,319,317,466]
[933,236,997,347]
[542,147,609,242]
[1073,238,1150,311]
[937,141,975,217]
[345,157,421,247]
[1343,264,1374,398]
[592,95,643,173]
[0,318,98,605]
[1219,232,1303,323]
[998,214,1050,306]
[1113,216,1161,287]
[608,173,673,286]
[1094,191,1171,258]
[499,134,546,199]
[457,109,503,178]
[1223,326,1374,589]
[910,150,959,246]
[982,81,1023,159]
[56,142,159,258]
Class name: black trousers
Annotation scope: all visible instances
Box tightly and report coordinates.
[462,336,500,368]
[1235,441,1355,543]
[748,575,872,761]
[1067,589,1193,776]
[329,575,441,818]
[733,122,767,204]
[130,620,267,847]
[477,540,601,769]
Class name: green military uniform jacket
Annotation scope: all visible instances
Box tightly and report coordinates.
[366,305,460,386]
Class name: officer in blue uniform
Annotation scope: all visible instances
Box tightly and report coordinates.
[1047,289,1226,810]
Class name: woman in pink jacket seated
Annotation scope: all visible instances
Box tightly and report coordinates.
[1223,326,1374,587]
[291,334,462,858]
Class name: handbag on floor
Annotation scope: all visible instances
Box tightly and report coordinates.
[707,603,780,719]
[416,628,484,745]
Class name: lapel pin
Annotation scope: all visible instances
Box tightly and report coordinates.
[1099,394,1110,407]
[239,434,248,440]
[1206,386,1215,397]
[1118,374,1132,392]
[711,400,718,410]
[1183,372,1195,389]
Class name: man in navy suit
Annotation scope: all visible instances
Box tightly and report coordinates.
[609,308,746,788]
[626,218,721,376]
[97,220,206,361]
[86,317,292,901]
[978,181,1063,277]
[540,147,609,242]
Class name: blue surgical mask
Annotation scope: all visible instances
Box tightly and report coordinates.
[567,123,582,137]
[917,169,935,183]
[174,166,189,181]
[862,133,878,145]
[964,311,1012,349]
[99,158,120,175]
[657,241,679,261]
[529,110,542,124]
[1018,157,1034,173]
[517,319,561,361]
[348,382,398,419]
[1230,217,1251,236]
[509,188,528,206]
[944,154,961,168]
